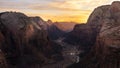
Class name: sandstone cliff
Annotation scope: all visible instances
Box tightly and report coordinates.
[30,16,48,30]
[0,12,62,68]
[68,1,120,68]
[64,24,94,51]
[47,24,66,40]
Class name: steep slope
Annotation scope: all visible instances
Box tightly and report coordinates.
[47,24,66,40]
[46,19,53,26]
[64,4,110,47]
[30,16,48,30]
[68,1,120,68]
[0,12,62,68]
[64,24,94,51]
[47,22,76,40]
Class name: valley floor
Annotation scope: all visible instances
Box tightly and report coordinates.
[42,38,81,68]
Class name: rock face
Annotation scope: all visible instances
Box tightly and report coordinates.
[68,1,120,68]
[47,22,76,40]
[30,17,64,40]
[30,16,48,30]
[47,24,66,40]
[64,24,94,51]
[0,12,62,68]
[46,20,53,26]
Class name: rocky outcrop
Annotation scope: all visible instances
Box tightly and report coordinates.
[30,16,48,30]
[0,12,62,68]
[47,24,66,40]
[63,5,111,50]
[47,22,76,40]
[46,20,53,26]
[65,3,111,47]
[64,24,94,51]
[68,1,120,68]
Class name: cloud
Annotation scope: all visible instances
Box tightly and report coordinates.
[29,5,80,11]
[0,0,118,23]
[29,0,116,11]
[58,0,116,10]
[0,1,29,9]
[59,0,110,10]
[29,1,80,11]
[0,0,117,11]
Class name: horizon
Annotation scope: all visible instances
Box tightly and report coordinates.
[0,0,118,23]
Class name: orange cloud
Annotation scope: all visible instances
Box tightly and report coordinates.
[24,8,91,23]
[28,1,92,23]
[25,9,91,23]
[1,0,114,23]
[29,4,80,11]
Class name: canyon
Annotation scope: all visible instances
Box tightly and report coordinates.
[0,1,120,68]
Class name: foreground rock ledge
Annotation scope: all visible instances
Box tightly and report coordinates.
[0,12,62,68]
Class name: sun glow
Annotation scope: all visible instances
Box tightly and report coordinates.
[0,0,116,23]
[25,9,91,23]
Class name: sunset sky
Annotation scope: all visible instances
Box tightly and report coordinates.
[0,0,118,23]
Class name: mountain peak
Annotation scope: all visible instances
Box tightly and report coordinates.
[111,1,120,13]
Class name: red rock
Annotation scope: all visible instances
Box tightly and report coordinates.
[68,1,120,68]
[110,1,120,13]
[0,12,62,68]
